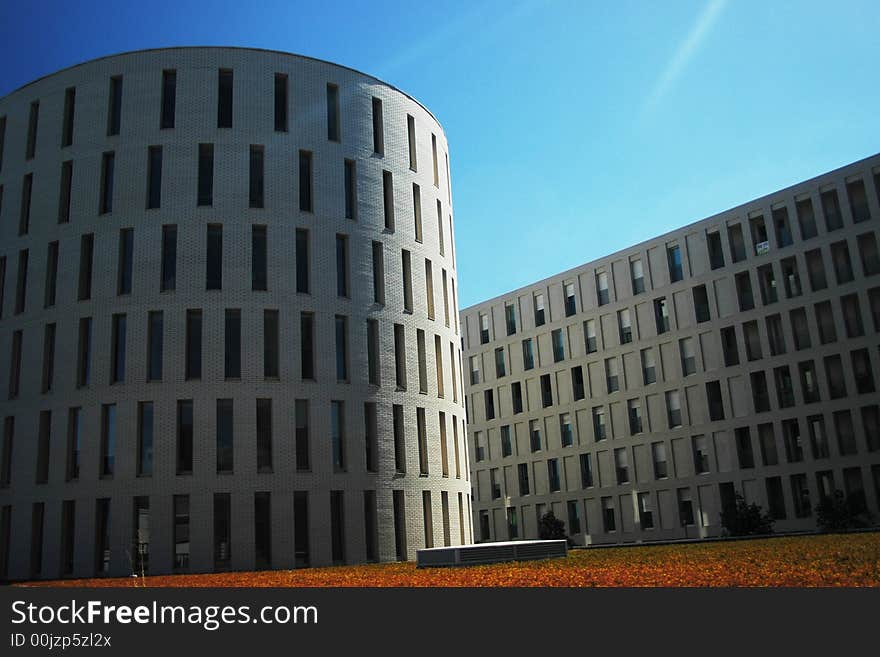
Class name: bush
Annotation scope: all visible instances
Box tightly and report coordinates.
[720,493,774,536]
[538,510,567,540]
[815,490,873,532]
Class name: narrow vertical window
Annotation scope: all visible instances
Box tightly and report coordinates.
[295,400,310,471]
[254,492,272,568]
[110,314,126,384]
[394,323,407,389]
[393,405,406,473]
[26,100,39,158]
[137,402,153,476]
[437,200,445,255]
[66,409,81,480]
[44,241,58,308]
[62,87,76,146]
[402,250,413,312]
[0,116,5,172]
[117,228,133,295]
[0,256,4,319]
[216,399,234,473]
[335,315,348,382]
[299,150,313,212]
[19,173,32,235]
[367,319,380,385]
[15,249,28,315]
[8,332,22,399]
[264,309,279,378]
[417,407,428,475]
[58,160,72,223]
[372,97,384,154]
[224,309,241,379]
[161,225,177,291]
[217,69,233,128]
[294,491,310,566]
[212,494,229,570]
[197,143,214,206]
[326,83,340,141]
[431,133,439,186]
[407,114,417,171]
[77,235,93,301]
[107,76,122,136]
[60,500,75,575]
[300,312,314,380]
[252,225,268,291]
[425,259,435,319]
[423,491,434,547]
[364,403,378,473]
[76,318,91,388]
[274,73,288,132]
[146,145,162,209]
[36,411,51,484]
[412,183,423,242]
[95,498,111,574]
[176,400,193,475]
[382,170,394,229]
[160,69,176,129]
[417,329,428,394]
[344,159,356,219]
[295,228,309,293]
[435,334,445,397]
[331,401,346,471]
[99,151,114,214]
[100,404,116,477]
[256,399,273,472]
[336,234,349,297]
[185,309,202,380]
[249,145,264,208]
[41,323,56,393]
[147,311,163,382]
[330,491,345,563]
[206,224,222,290]
[372,241,385,304]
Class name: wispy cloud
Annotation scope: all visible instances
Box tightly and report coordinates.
[642,0,728,115]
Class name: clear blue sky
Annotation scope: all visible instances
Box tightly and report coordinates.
[2,0,878,307]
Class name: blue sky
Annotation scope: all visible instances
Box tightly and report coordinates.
[2,0,878,307]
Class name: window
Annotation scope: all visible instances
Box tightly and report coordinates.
[666,390,682,428]
[344,159,357,219]
[185,309,202,380]
[8,332,21,400]
[720,326,739,366]
[417,407,428,474]
[518,462,530,495]
[382,170,394,229]
[300,313,315,380]
[548,459,561,491]
[692,435,710,474]
[814,300,837,344]
[435,335,445,396]
[367,319,380,385]
[654,297,669,334]
[174,401,193,475]
[110,314,126,384]
[160,69,176,129]
[100,404,116,477]
[116,228,134,295]
[707,231,724,269]
[76,318,91,388]
[485,389,496,419]
[99,151,114,214]
[540,374,553,408]
[336,234,349,297]
[65,409,82,481]
[0,116,4,171]
[750,215,768,254]
[326,83,340,141]
[830,240,854,284]
[735,427,755,468]
[667,244,683,282]
[580,453,594,488]
[766,314,785,356]
[584,319,597,352]
[757,264,778,304]
[394,324,407,389]
[805,248,827,291]
[217,69,233,128]
[41,323,56,393]
[774,365,795,408]
[264,310,280,379]
[772,206,793,247]
[796,198,817,240]
[592,407,607,441]
[0,256,5,318]
[366,490,380,556]
[678,489,696,526]
[596,271,609,305]
[59,500,75,575]
[751,371,771,413]
[107,76,122,135]
[765,476,786,520]
[847,179,871,223]
[841,294,864,338]
[494,347,506,378]
[77,236,93,301]
[862,405,880,452]
[799,360,821,404]
[552,328,565,361]
[256,399,273,472]
[727,223,746,262]
[572,366,585,400]
[19,173,32,235]
[197,143,214,206]
[402,250,413,312]
[679,337,696,375]
[618,308,633,343]
[58,160,72,223]
[631,258,646,293]
[614,448,629,484]
[782,419,804,463]
[216,399,234,473]
[693,285,710,322]
[143,311,164,383]
[641,347,657,384]
[213,494,230,570]
[147,145,162,209]
[628,399,643,434]
[253,492,272,569]
[530,420,542,452]
[501,425,513,457]
[735,272,755,311]
[274,73,288,132]
[161,225,177,291]
[808,415,829,459]
[371,97,384,154]
[62,86,76,146]
[858,232,880,276]
[442,270,450,326]
[44,241,58,307]
[299,150,313,212]
[249,145,264,208]
[564,282,576,316]
[95,498,111,574]
[602,497,616,532]
[424,259,435,319]
[780,257,802,298]
[852,348,875,395]
[706,380,724,420]
[206,224,223,290]
[295,400,310,471]
[787,308,808,353]
[504,304,517,335]
[758,423,778,466]
[295,228,309,293]
[137,402,153,477]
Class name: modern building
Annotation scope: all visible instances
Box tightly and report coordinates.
[462,154,880,544]
[0,47,470,581]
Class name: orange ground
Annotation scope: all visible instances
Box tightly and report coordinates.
[19,532,880,587]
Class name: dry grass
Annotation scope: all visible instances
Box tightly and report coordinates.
[19,532,880,588]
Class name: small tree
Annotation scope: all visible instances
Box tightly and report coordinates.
[720,493,774,536]
[815,490,873,532]
[538,510,567,540]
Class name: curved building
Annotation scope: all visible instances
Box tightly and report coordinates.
[0,47,470,580]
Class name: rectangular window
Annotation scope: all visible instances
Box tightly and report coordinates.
[596,271,609,305]
[60,500,75,575]
[19,173,32,235]
[95,498,111,575]
[436,200,445,256]
[0,116,4,172]
[548,458,561,491]
[394,323,407,390]
[299,150,313,212]
[216,399,234,473]
[618,308,632,344]
[367,319,380,385]
[393,404,406,473]
[505,303,517,335]
[808,415,830,459]
[58,160,73,223]
[336,315,349,382]
[772,206,793,247]
[841,294,864,338]
[78,235,93,301]
[110,313,126,384]
[41,323,56,393]
[146,145,162,209]
[720,326,739,366]
[799,360,821,404]
[344,159,357,219]
[0,256,5,319]
[76,318,91,388]
[563,282,577,316]
[185,309,202,380]
[44,241,58,307]
[161,225,177,291]
[782,419,804,463]
[780,257,802,298]
[197,143,214,206]
[100,404,116,477]
[254,492,272,569]
[256,398,273,472]
[572,365,585,400]
[667,244,683,282]
[639,347,656,386]
[435,335,446,396]
[680,337,696,375]
[750,215,768,254]
[580,453,594,488]
[364,403,378,473]
[107,76,122,135]
[727,223,746,262]
[213,493,229,570]
[757,264,778,305]
[66,409,81,481]
[413,183,423,242]
[335,234,349,297]
[734,427,755,468]
[250,225,268,291]
[147,311,163,382]
[858,232,880,276]
[602,497,616,532]
[692,435,710,474]
[847,179,871,223]
[654,297,669,333]
[584,319,597,353]
[365,490,379,558]
[666,390,682,428]
[371,241,385,304]
[331,401,346,471]
[62,87,76,146]
[534,292,546,325]
[217,69,233,128]
[174,402,193,474]
[678,489,696,526]
[249,145,264,208]
[831,240,854,284]
[8,332,22,400]
[26,100,39,158]
[300,312,315,380]
[693,284,710,322]
[295,228,309,293]
[407,114,417,171]
[852,348,875,395]
[326,83,340,141]
[371,97,384,154]
[416,407,429,474]
[485,388,497,419]
[274,73,288,132]
[805,248,827,291]
[592,406,607,442]
[295,400,310,471]
[117,228,133,295]
[137,402,154,476]
[160,69,176,129]
[707,231,724,269]
[560,413,573,447]
[629,258,646,294]
[383,170,394,229]
[493,346,506,378]
[815,300,837,344]
[706,380,724,421]
[206,224,223,290]
[264,309,279,378]
[766,313,786,356]
[552,328,566,361]
[796,198,817,240]
[757,423,778,466]
[735,272,755,311]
